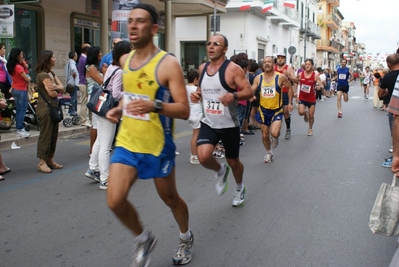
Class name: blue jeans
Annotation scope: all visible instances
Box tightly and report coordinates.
[68,86,78,115]
[236,104,246,127]
[11,89,28,130]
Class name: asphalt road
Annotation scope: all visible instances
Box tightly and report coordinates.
[1,82,397,267]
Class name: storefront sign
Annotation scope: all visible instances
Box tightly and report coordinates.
[74,18,100,29]
[0,5,14,38]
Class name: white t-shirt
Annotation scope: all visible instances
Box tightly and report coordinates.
[363,71,372,84]
[319,73,326,83]
[186,84,202,117]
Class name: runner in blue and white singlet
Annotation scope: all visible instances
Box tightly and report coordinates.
[336,58,353,118]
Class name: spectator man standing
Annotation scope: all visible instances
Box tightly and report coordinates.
[78,43,91,126]
[64,51,79,116]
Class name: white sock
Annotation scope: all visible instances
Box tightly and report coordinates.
[136,228,149,243]
[180,229,191,241]
[235,183,243,191]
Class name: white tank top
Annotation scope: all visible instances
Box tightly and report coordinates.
[199,60,239,129]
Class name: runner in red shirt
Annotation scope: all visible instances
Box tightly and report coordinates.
[296,58,323,136]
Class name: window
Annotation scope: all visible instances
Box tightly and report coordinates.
[73,17,101,57]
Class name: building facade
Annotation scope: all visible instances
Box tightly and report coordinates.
[0,0,227,81]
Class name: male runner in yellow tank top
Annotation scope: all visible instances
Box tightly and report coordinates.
[105,4,193,266]
[252,56,293,163]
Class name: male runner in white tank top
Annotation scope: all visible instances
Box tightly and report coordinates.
[191,34,253,207]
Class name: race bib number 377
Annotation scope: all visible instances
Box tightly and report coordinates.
[203,98,224,115]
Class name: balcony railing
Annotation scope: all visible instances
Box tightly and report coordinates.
[321,14,340,28]
[273,0,300,22]
[300,19,321,38]
[316,40,341,51]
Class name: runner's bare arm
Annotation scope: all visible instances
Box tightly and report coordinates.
[231,63,253,100]
[219,63,253,106]
[251,75,260,94]
[287,66,299,84]
[280,74,294,108]
[155,55,189,120]
[191,63,205,102]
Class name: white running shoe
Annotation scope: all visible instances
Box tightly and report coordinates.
[173,231,194,265]
[215,163,230,195]
[270,136,279,149]
[16,129,30,138]
[189,155,200,164]
[213,150,225,159]
[263,152,273,163]
[131,232,157,267]
[232,186,246,207]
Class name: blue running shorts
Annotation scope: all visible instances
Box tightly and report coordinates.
[111,147,175,179]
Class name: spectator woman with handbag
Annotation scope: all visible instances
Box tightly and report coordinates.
[7,47,31,138]
[85,41,131,190]
[35,50,65,173]
[84,46,103,176]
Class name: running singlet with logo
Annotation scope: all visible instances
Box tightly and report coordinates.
[274,65,289,93]
[115,50,175,158]
[298,71,316,103]
[337,67,350,86]
[257,73,282,110]
[199,60,239,129]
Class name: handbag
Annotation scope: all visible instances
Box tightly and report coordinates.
[87,68,120,117]
[37,89,63,123]
[369,174,399,236]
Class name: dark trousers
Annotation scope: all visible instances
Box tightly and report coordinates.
[37,111,59,160]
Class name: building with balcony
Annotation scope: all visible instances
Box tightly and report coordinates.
[176,0,302,71]
[297,0,322,63]
[315,0,344,69]
[0,0,228,81]
[341,22,358,70]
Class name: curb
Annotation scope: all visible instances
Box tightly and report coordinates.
[0,126,90,151]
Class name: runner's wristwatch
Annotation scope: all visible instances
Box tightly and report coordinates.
[153,100,163,112]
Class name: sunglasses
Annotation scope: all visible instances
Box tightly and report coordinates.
[206,41,225,47]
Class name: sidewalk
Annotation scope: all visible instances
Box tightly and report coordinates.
[0,98,92,150]
[0,122,90,151]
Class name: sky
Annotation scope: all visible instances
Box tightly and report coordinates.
[338,0,398,56]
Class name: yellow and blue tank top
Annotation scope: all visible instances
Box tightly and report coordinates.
[115,49,175,158]
[257,73,282,111]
